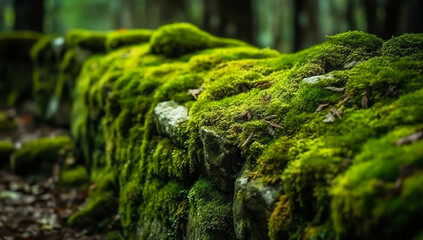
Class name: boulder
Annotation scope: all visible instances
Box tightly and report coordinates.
[153,101,189,145]
[199,126,243,192]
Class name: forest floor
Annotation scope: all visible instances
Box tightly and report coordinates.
[0,109,106,240]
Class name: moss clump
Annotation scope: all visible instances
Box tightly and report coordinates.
[59,165,90,188]
[66,29,109,52]
[187,179,235,240]
[381,33,423,58]
[150,23,248,57]
[11,136,73,175]
[106,29,154,52]
[68,170,118,231]
[0,140,15,167]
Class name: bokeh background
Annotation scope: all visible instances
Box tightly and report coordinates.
[1,0,423,52]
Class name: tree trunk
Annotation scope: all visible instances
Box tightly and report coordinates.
[383,0,401,39]
[13,0,44,32]
[203,0,253,44]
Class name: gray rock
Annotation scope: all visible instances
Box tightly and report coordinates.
[302,73,334,84]
[154,101,189,145]
[233,165,283,240]
[199,126,243,192]
[136,217,168,240]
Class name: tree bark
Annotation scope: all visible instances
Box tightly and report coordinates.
[203,0,253,44]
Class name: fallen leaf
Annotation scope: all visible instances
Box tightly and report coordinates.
[188,88,203,99]
[361,93,369,109]
[263,115,278,120]
[394,130,423,146]
[325,86,345,92]
[315,103,330,112]
[323,113,336,123]
[242,131,255,149]
[264,120,282,129]
[330,107,342,120]
[235,109,252,120]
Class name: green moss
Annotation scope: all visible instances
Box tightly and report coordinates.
[150,23,248,57]
[106,29,154,52]
[11,136,73,175]
[381,33,423,58]
[67,25,423,239]
[66,29,109,52]
[0,140,15,166]
[68,170,117,231]
[59,165,90,188]
[188,179,235,240]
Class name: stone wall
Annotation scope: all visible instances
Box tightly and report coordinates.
[3,23,423,240]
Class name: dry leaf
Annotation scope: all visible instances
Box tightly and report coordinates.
[235,109,252,120]
[242,131,255,149]
[361,93,369,109]
[323,113,336,123]
[315,103,330,112]
[394,130,423,146]
[264,120,282,129]
[263,115,278,120]
[267,125,275,136]
[325,87,345,92]
[188,88,203,99]
[330,107,342,120]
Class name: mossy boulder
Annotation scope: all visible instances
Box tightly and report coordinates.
[106,29,154,52]
[11,136,73,176]
[59,165,90,188]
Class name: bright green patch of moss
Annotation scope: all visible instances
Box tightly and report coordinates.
[59,165,90,188]
[11,136,73,175]
[106,29,154,52]
[188,179,235,240]
[150,23,248,57]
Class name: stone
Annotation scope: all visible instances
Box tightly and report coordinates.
[153,101,189,145]
[233,165,283,240]
[199,126,243,192]
[302,73,334,84]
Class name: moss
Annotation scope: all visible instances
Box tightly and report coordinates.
[11,136,73,176]
[381,33,423,58]
[0,140,15,166]
[66,29,109,52]
[59,165,90,188]
[106,29,154,52]
[268,195,293,240]
[66,25,423,239]
[68,170,117,231]
[150,23,248,57]
[188,179,236,240]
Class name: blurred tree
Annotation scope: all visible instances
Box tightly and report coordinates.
[13,0,44,32]
[203,0,253,43]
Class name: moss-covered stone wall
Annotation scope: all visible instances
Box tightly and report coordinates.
[4,23,423,240]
